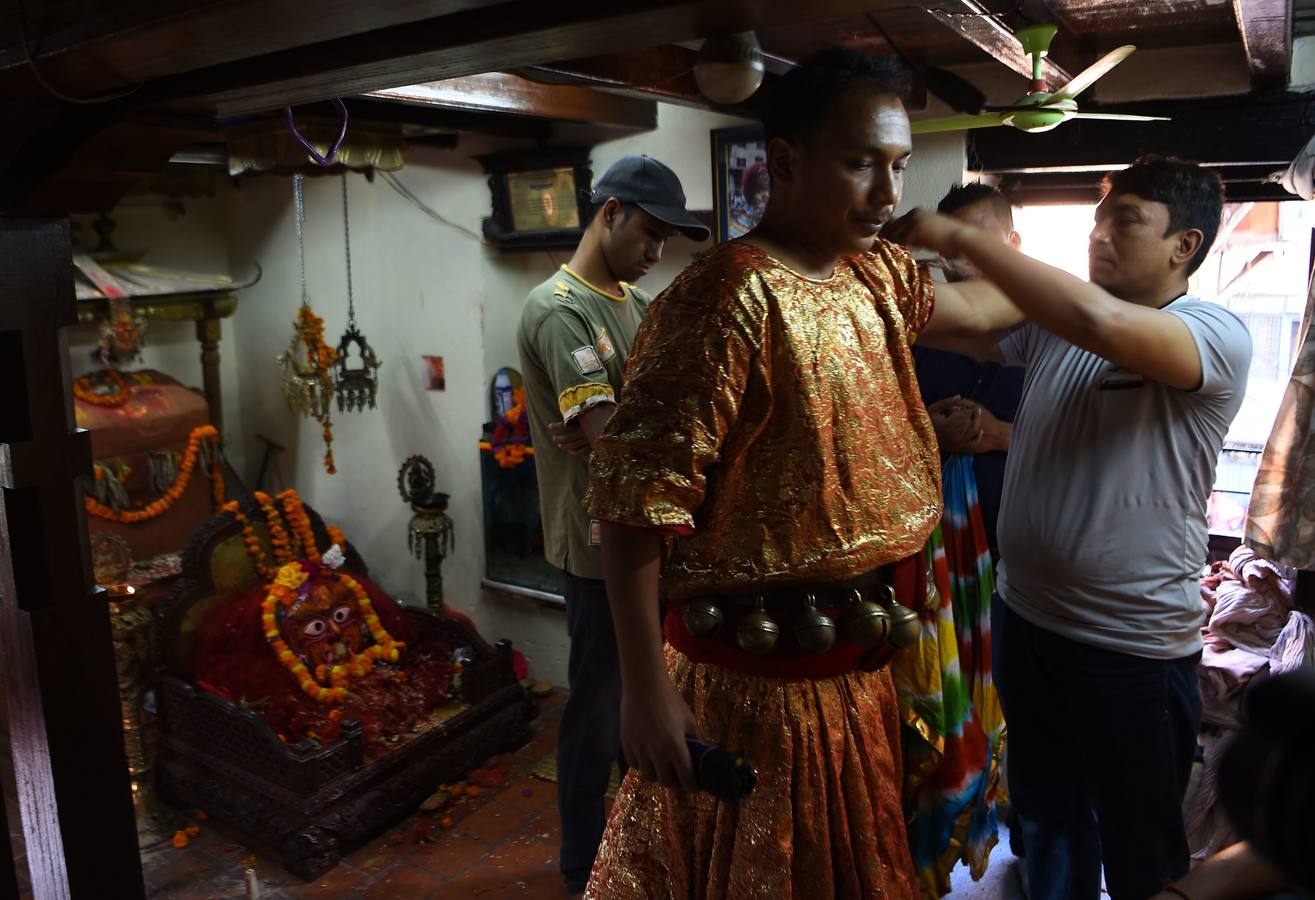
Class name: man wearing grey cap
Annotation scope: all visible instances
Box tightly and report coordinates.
[516,154,709,898]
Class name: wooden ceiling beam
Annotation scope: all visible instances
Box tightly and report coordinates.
[519,45,778,113]
[124,0,911,117]
[1231,0,1293,89]
[925,0,1075,89]
[365,72,657,131]
[340,99,554,141]
[0,1,509,88]
[520,46,708,108]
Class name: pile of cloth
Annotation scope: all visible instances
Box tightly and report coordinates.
[1186,544,1315,860]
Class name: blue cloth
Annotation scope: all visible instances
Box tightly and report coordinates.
[913,346,1023,561]
[992,597,1202,900]
[557,573,627,893]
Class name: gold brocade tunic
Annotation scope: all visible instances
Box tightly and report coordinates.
[585,240,942,600]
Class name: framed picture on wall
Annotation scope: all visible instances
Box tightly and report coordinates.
[711,124,768,242]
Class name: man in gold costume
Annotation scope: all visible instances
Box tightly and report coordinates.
[582,47,1025,898]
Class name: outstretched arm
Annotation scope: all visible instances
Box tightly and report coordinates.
[888,209,1206,390]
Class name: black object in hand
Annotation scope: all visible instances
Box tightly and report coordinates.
[687,739,756,803]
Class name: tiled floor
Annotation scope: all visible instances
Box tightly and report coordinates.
[9,688,1024,898]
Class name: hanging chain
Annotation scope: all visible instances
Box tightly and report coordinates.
[294,173,309,308]
[341,174,356,328]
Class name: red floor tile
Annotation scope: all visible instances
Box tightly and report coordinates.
[363,864,445,899]
[412,833,491,880]
[458,801,530,844]
[280,863,369,898]
[496,777,557,815]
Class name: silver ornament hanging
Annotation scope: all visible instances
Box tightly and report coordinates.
[334,174,382,413]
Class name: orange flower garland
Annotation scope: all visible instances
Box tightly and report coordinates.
[262,559,405,705]
[296,306,338,476]
[221,499,275,580]
[73,368,130,408]
[278,489,321,563]
[254,491,293,564]
[86,425,223,523]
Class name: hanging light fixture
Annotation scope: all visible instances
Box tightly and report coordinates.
[694,32,766,105]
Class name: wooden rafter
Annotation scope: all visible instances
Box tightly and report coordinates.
[1232,0,1293,89]
[366,72,657,131]
[924,0,1075,90]
[2,0,912,117]
[521,46,709,108]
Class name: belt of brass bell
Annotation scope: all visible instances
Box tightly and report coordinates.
[839,587,891,648]
[736,595,780,655]
[682,597,724,639]
[793,592,836,655]
[881,585,922,649]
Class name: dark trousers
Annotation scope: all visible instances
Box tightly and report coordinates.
[557,573,626,893]
[992,596,1202,900]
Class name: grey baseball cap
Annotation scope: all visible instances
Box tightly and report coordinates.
[591,155,711,242]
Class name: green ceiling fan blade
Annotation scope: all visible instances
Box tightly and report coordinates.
[911,114,1007,134]
[1051,45,1137,101]
[1069,112,1170,122]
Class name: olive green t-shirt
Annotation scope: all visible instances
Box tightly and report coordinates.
[517,265,652,580]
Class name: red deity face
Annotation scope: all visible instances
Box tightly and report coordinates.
[278,578,368,669]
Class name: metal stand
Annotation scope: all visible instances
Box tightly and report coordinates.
[399,455,454,612]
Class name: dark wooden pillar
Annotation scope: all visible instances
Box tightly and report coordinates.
[196,315,224,438]
[0,770,19,900]
[0,220,144,899]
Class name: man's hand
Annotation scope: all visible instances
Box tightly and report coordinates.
[927,396,981,455]
[620,673,701,792]
[549,420,591,458]
[883,208,969,257]
[963,403,1011,454]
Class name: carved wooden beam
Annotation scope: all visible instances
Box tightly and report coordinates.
[365,72,657,131]
[0,1,510,86]
[924,0,1075,90]
[1232,0,1293,89]
[131,0,911,116]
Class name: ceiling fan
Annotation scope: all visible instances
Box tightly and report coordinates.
[912,23,1169,135]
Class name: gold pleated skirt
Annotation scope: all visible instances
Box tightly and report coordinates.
[586,645,918,899]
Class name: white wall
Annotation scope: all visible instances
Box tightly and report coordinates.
[902,132,968,212]
[224,149,495,632]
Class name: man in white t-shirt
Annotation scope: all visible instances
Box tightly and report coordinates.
[887,156,1252,900]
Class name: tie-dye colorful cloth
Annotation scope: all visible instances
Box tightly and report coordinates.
[891,455,1006,896]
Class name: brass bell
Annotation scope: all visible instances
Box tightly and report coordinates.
[793,592,837,655]
[839,588,891,648]
[880,585,922,649]
[736,595,780,655]
[682,597,724,639]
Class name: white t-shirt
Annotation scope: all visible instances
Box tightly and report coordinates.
[996,295,1253,659]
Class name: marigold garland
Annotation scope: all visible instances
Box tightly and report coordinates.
[278,489,321,563]
[262,559,405,705]
[73,368,130,408]
[86,424,222,523]
[296,306,338,476]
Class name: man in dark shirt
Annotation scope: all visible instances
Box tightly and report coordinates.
[912,183,1023,562]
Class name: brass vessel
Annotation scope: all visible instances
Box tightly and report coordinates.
[881,585,922,649]
[793,592,837,654]
[682,597,724,639]
[736,595,780,655]
[839,587,891,647]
